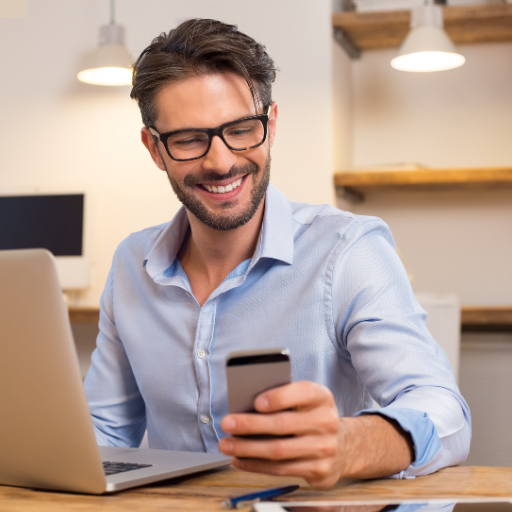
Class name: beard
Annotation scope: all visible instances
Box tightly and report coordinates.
[162,154,271,231]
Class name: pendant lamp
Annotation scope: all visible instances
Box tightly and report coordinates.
[77,0,132,86]
[391,0,465,72]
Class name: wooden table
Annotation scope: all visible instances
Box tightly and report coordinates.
[1,466,512,511]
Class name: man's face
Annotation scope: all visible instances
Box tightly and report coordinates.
[141,73,277,231]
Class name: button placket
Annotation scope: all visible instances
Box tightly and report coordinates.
[192,272,251,450]
[192,299,217,451]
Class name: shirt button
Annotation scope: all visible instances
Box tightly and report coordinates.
[201,415,210,424]
[197,350,206,359]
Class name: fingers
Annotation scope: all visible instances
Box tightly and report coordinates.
[218,382,343,488]
[254,381,336,413]
[221,407,339,437]
[219,433,338,462]
[231,456,341,489]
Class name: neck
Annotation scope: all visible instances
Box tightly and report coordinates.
[178,198,265,301]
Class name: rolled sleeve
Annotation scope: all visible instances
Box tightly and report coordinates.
[356,406,441,478]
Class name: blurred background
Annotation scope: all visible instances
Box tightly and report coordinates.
[0,0,511,467]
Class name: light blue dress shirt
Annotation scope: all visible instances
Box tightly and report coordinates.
[84,184,471,478]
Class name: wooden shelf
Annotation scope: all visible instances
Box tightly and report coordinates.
[332,4,512,53]
[334,167,512,203]
[461,306,512,333]
[68,307,99,324]
[67,306,512,333]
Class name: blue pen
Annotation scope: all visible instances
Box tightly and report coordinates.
[222,484,300,509]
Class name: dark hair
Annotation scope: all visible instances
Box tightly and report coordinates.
[130,18,278,127]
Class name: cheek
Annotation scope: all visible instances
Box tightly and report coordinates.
[247,148,269,169]
[168,162,200,181]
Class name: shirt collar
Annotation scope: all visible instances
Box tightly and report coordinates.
[144,183,294,284]
[255,183,294,265]
[143,206,189,282]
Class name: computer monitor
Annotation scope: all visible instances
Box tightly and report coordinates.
[0,193,89,289]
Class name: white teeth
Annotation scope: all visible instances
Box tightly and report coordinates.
[202,177,244,194]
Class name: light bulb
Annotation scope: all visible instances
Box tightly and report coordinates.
[392,50,465,72]
[77,67,132,86]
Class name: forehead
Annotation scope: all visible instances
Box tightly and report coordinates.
[154,73,256,131]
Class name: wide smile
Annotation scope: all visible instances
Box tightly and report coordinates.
[201,177,243,194]
[197,174,247,199]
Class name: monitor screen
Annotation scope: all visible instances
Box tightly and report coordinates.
[0,194,84,256]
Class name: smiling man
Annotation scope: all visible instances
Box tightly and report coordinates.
[84,19,471,488]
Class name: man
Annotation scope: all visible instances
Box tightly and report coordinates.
[84,19,470,488]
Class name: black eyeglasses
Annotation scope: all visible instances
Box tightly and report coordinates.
[148,106,271,162]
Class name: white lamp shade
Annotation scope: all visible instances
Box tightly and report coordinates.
[78,45,132,86]
[78,23,133,86]
[391,25,465,72]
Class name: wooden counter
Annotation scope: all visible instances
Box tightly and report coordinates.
[1,466,511,512]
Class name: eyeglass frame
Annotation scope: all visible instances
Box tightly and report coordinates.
[148,105,272,162]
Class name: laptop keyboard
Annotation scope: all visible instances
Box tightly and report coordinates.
[103,461,153,476]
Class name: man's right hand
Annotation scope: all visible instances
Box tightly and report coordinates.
[219,381,414,488]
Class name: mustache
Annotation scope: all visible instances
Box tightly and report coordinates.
[183,162,259,187]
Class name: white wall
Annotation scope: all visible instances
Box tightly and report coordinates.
[332,29,353,171]
[3,2,509,307]
[352,43,512,168]
[332,0,353,171]
[460,333,512,466]
[342,43,512,306]
[0,0,335,306]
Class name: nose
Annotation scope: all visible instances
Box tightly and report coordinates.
[201,135,236,174]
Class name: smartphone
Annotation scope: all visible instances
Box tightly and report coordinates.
[226,348,291,414]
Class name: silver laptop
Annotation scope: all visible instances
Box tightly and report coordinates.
[0,249,230,494]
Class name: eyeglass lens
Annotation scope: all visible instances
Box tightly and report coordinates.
[166,118,265,160]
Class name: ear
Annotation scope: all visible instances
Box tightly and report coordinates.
[141,127,166,172]
[268,101,278,148]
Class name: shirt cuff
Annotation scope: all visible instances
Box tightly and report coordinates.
[355,407,442,479]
